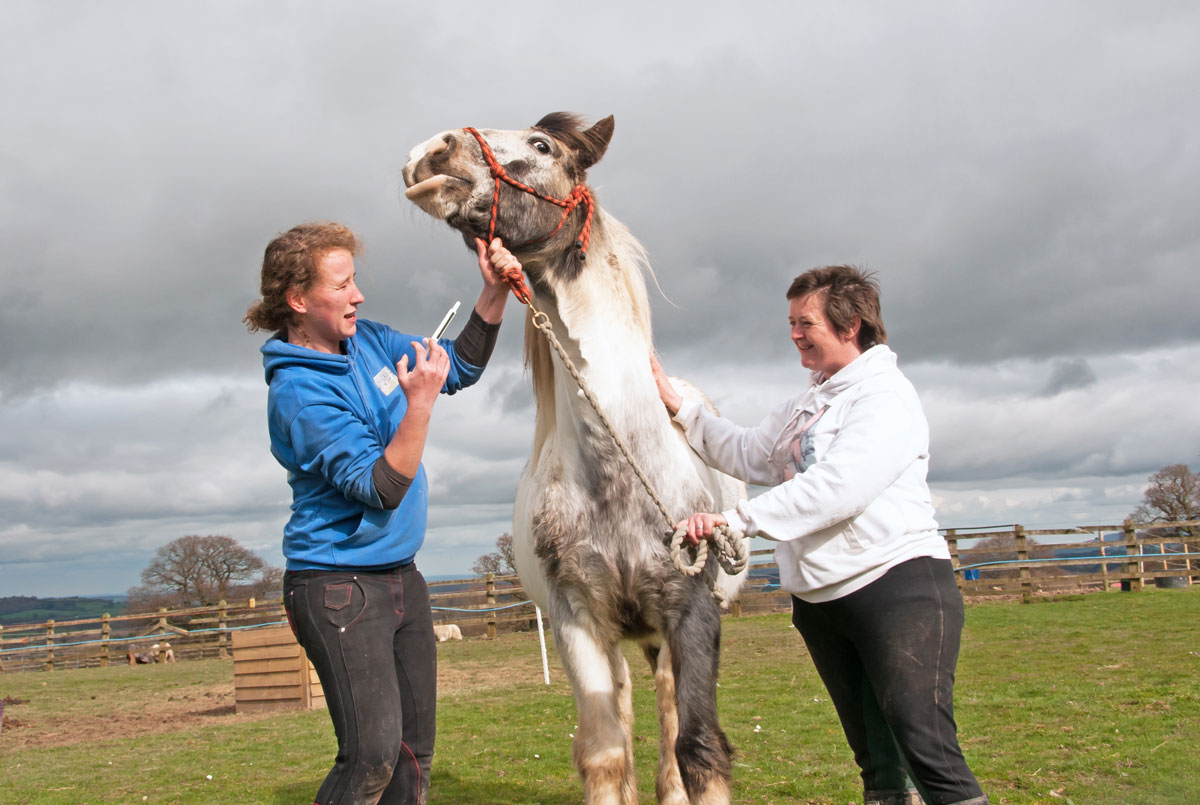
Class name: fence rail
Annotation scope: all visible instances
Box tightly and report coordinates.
[3,520,1194,672]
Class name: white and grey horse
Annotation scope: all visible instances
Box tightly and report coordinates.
[404,113,748,804]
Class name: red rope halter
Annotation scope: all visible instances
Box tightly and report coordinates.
[463,127,596,304]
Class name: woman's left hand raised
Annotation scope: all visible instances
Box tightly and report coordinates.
[474,237,516,322]
[476,237,520,292]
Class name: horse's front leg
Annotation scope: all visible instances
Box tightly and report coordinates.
[553,600,638,805]
[642,640,688,805]
[664,579,732,804]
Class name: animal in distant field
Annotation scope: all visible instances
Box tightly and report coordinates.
[127,642,176,664]
[433,623,463,642]
[404,113,748,804]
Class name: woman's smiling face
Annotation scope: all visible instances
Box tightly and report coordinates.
[788,292,862,377]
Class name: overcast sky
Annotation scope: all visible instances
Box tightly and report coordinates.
[3,2,1198,597]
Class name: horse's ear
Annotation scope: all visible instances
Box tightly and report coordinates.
[577,115,614,172]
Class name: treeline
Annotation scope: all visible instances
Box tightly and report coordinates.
[0,596,121,625]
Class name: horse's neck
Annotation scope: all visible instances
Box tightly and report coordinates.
[527,233,666,456]
[523,226,719,517]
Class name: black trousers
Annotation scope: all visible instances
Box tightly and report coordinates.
[791,557,986,805]
[284,563,437,805]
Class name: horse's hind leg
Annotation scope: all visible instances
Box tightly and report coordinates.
[665,582,732,804]
[642,641,688,805]
[554,612,638,804]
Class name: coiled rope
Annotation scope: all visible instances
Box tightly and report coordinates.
[523,307,748,601]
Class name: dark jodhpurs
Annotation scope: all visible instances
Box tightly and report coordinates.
[284,563,436,805]
[791,557,986,805]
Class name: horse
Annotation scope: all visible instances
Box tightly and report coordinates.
[403,113,748,804]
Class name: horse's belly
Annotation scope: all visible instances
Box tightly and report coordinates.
[513,471,551,610]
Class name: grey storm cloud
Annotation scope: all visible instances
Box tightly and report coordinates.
[1040,358,1098,397]
[3,1,1200,594]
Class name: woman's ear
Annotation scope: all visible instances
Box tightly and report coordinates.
[286,288,307,315]
[844,315,862,343]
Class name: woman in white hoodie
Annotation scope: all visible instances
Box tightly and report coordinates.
[651,266,987,805]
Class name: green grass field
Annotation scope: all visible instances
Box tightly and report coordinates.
[2,587,1196,804]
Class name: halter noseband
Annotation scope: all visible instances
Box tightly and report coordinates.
[463,127,596,268]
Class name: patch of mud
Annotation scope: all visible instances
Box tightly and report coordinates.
[1,644,554,751]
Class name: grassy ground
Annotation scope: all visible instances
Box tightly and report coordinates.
[1,587,1196,804]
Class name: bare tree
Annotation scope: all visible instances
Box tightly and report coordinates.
[472,532,516,577]
[1130,465,1200,581]
[1131,464,1200,534]
[131,535,277,609]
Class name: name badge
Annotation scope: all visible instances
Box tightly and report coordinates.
[373,366,399,396]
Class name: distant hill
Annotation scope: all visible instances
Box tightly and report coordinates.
[0,596,123,626]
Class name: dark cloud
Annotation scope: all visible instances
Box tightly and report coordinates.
[3,1,1200,594]
[1040,358,1098,396]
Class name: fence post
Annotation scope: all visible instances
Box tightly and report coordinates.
[1099,538,1110,592]
[1015,525,1032,603]
[218,600,229,659]
[44,619,56,672]
[731,599,743,617]
[100,614,111,668]
[0,624,5,674]
[945,529,960,590]
[1123,520,1143,592]
[486,573,497,639]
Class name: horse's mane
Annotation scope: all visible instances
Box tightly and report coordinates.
[525,209,653,465]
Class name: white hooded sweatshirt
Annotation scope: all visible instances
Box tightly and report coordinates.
[674,344,948,603]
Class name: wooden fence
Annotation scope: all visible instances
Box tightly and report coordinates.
[2,519,1194,672]
[945,519,1198,603]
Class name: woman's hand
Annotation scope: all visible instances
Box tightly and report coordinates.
[474,237,516,322]
[383,339,452,478]
[649,353,683,416]
[673,512,728,546]
[396,338,451,413]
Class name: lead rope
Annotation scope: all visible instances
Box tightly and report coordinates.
[516,296,749,603]
[464,125,747,600]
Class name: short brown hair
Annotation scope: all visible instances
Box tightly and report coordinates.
[786,265,886,350]
[243,222,362,333]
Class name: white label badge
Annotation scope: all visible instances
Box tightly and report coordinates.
[373,366,399,396]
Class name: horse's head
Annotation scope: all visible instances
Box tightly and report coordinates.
[403,113,614,280]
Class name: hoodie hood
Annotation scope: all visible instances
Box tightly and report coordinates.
[262,335,353,384]
[806,344,896,409]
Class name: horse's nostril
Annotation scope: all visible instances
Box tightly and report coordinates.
[421,136,451,159]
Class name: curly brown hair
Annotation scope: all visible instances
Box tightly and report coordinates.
[786,265,887,351]
[243,222,362,334]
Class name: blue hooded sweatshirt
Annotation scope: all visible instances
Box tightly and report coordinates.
[262,318,484,570]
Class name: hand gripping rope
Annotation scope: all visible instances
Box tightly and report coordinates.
[465,127,748,601]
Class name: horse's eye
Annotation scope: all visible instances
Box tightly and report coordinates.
[532,139,551,154]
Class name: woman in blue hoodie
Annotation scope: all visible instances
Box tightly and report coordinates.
[245,221,515,805]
